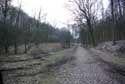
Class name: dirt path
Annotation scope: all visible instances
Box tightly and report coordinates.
[55,46,123,84]
[1,46,124,84]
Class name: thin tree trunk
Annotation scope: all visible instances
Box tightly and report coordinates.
[0,71,3,84]
[111,0,116,45]
[5,44,9,54]
[14,41,18,54]
[3,0,9,54]
[123,0,125,15]
[117,0,122,40]
[24,43,27,53]
[89,30,96,46]
[87,20,96,46]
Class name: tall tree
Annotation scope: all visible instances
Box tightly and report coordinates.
[0,0,11,53]
[110,0,116,44]
[13,2,22,54]
[71,0,99,46]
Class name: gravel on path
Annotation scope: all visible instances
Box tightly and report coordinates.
[55,46,123,84]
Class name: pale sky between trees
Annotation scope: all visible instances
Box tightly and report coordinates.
[12,0,109,28]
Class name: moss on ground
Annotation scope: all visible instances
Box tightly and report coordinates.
[39,50,65,84]
[39,72,59,84]
[42,50,65,66]
[1,49,66,84]
[24,50,65,68]
[109,55,125,66]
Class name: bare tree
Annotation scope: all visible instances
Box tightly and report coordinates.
[116,0,122,40]
[71,0,99,46]
[110,0,116,44]
[123,0,125,15]
[34,9,42,47]
[0,0,11,53]
[13,1,22,54]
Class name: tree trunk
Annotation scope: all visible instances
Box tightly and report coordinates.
[24,43,27,53]
[87,20,96,46]
[89,29,96,46]
[5,45,9,54]
[117,0,122,40]
[14,41,18,54]
[123,0,125,15]
[111,0,116,45]
[0,71,3,84]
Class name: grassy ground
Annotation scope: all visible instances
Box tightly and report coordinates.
[94,41,125,67]
[1,44,74,84]
[38,50,66,84]
[1,48,67,84]
[97,51,125,66]
[39,48,75,84]
[43,50,65,66]
[92,48,125,75]
[39,72,59,84]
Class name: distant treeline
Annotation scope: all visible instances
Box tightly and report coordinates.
[0,0,72,54]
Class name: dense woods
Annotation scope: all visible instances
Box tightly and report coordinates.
[0,0,125,53]
[71,0,125,46]
[0,0,72,54]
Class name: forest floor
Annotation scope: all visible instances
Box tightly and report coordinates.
[0,43,125,84]
[0,45,75,84]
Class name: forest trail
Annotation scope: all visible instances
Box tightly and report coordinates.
[1,46,125,84]
[56,46,123,84]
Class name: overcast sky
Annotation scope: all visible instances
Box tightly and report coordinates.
[12,0,109,28]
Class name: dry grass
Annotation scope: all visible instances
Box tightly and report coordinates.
[0,43,63,55]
